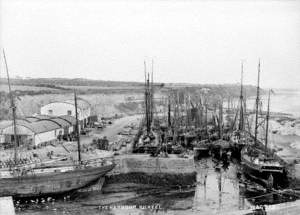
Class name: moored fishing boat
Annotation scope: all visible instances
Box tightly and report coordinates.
[241,60,284,188]
[134,130,159,154]
[0,158,115,197]
[241,146,283,185]
[133,61,161,155]
[0,51,115,197]
[229,62,250,159]
[192,139,210,159]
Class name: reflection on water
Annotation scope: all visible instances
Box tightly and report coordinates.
[192,158,251,214]
[17,158,297,215]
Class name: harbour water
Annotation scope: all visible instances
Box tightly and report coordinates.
[248,89,300,117]
[14,89,300,214]
[267,89,300,117]
[15,157,298,215]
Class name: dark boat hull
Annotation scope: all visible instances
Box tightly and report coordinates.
[242,159,277,179]
[0,164,115,197]
[229,142,244,160]
[193,147,210,159]
[241,155,284,188]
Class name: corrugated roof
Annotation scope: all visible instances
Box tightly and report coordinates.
[25,115,52,122]
[57,115,76,125]
[14,120,37,133]
[25,115,71,128]
[45,118,71,127]
[25,117,38,123]
[26,115,53,122]
[1,114,77,135]
[1,120,37,134]
[29,120,61,133]
[0,119,62,134]
[32,115,53,120]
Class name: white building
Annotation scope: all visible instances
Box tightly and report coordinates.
[40,99,91,129]
[0,119,62,146]
[0,115,76,146]
[0,120,12,144]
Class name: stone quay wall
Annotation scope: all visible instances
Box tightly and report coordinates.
[106,154,197,187]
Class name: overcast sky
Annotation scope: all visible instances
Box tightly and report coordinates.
[1,0,300,88]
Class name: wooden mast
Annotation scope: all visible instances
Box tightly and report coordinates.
[147,73,151,134]
[74,90,81,163]
[205,102,208,137]
[265,89,271,154]
[199,97,203,128]
[150,59,154,123]
[144,60,147,87]
[144,60,147,130]
[185,95,188,129]
[239,61,244,131]
[173,92,179,143]
[219,100,223,139]
[167,95,171,127]
[143,61,151,135]
[254,59,261,144]
[3,49,18,163]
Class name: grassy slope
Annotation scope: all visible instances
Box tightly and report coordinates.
[0,78,259,119]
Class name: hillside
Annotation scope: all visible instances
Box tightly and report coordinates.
[0,77,259,96]
[0,78,262,120]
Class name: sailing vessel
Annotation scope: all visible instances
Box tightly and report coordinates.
[229,62,251,159]
[0,50,115,197]
[0,159,115,197]
[134,60,159,155]
[192,103,210,158]
[241,60,284,188]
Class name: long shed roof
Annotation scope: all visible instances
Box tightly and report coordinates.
[57,115,76,125]
[0,119,56,134]
[28,120,61,133]
[25,115,52,122]
[0,116,75,134]
[25,115,75,127]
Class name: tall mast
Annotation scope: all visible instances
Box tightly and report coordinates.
[219,100,223,139]
[205,102,208,137]
[3,49,18,163]
[143,61,149,135]
[254,59,261,144]
[199,99,203,128]
[146,73,150,135]
[168,95,171,127]
[185,95,188,129]
[173,92,179,143]
[150,59,154,123]
[144,60,147,88]
[227,97,230,112]
[239,61,244,131]
[265,89,271,154]
[74,90,81,163]
[144,60,147,122]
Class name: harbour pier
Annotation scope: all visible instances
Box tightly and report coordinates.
[105,154,197,187]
